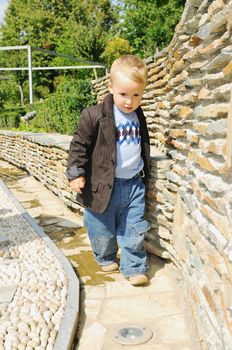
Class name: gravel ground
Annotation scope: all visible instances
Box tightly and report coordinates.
[0,181,68,350]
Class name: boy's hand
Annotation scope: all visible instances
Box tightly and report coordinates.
[69,176,85,194]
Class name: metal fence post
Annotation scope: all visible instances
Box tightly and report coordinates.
[27,45,33,105]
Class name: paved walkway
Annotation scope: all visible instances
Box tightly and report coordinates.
[0,160,196,349]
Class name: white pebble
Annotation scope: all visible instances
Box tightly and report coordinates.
[47,321,55,330]
[19,335,30,345]
[11,316,21,327]
[27,339,40,347]
[31,311,42,323]
[18,344,26,350]
[25,346,33,350]
[46,343,53,350]
[39,303,47,313]
[19,312,32,324]
[43,310,52,323]
[18,321,30,334]
[21,305,30,314]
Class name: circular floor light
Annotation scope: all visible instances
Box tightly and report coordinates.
[110,324,153,345]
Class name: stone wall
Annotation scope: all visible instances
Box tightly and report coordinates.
[92,0,232,348]
[0,132,83,214]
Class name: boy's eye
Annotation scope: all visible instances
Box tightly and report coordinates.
[120,93,126,96]
[134,94,140,97]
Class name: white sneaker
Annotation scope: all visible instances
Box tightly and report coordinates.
[129,274,148,286]
[101,262,119,272]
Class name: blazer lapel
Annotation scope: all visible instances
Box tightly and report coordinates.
[101,94,116,155]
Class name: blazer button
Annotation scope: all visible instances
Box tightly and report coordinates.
[108,184,112,189]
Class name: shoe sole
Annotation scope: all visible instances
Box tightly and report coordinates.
[101,263,119,272]
[129,275,148,286]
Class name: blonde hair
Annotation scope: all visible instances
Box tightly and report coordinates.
[110,55,147,85]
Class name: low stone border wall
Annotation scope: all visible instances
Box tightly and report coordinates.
[0,179,79,350]
[0,131,81,213]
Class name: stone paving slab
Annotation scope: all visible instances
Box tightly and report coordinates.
[77,257,196,350]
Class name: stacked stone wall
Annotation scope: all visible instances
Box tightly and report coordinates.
[92,0,232,348]
[0,132,82,213]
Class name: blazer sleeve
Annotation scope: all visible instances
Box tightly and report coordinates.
[66,108,95,180]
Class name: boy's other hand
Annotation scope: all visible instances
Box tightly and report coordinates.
[70,176,85,194]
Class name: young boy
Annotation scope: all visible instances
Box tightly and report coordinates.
[66,55,150,286]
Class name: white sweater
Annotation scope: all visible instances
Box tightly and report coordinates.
[114,104,144,179]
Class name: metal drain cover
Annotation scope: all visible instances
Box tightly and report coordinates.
[110,324,153,345]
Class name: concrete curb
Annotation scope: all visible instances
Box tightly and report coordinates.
[0,179,79,350]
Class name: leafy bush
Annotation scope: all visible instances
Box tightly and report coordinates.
[0,107,25,129]
[28,78,96,134]
[102,37,133,67]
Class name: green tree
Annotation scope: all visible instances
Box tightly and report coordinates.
[0,0,72,105]
[101,37,133,67]
[29,78,96,134]
[117,0,185,57]
[57,0,118,62]
[0,85,7,109]
[0,0,116,106]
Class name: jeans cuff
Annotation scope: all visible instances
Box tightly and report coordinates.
[95,255,117,266]
[121,266,148,277]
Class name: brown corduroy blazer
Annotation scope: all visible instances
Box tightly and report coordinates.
[66,93,150,213]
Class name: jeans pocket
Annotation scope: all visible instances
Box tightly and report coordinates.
[126,220,149,251]
[131,220,149,234]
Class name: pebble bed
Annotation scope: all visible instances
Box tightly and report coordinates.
[0,184,68,350]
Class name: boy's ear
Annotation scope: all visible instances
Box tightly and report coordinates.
[108,82,113,94]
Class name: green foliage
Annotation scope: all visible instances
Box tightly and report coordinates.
[117,0,185,57]
[28,79,96,134]
[0,0,114,107]
[0,79,21,106]
[0,87,7,109]
[0,107,25,129]
[0,0,72,105]
[58,0,118,62]
[0,79,23,129]
[0,78,96,134]
[101,37,133,67]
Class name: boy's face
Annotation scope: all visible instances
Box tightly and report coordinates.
[109,71,145,114]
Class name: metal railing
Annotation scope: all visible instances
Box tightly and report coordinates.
[0,45,107,104]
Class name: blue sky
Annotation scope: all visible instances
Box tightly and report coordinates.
[0,0,9,24]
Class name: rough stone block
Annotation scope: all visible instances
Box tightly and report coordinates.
[201,204,232,239]
[194,103,228,119]
[223,61,232,76]
[199,138,226,157]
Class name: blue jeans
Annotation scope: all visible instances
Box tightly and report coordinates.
[84,175,149,277]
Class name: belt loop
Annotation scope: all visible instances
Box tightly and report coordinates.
[140,169,145,178]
